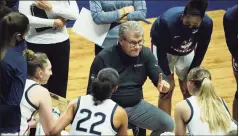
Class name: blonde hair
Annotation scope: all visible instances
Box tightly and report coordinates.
[187,67,230,133]
[23,49,48,78]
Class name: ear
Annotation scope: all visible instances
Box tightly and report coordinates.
[113,85,118,92]
[36,68,44,79]
[118,38,124,45]
[15,33,23,42]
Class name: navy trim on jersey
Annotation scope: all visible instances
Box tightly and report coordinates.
[110,104,118,132]
[25,84,39,110]
[220,98,231,116]
[185,99,194,125]
[71,97,81,124]
[27,110,37,122]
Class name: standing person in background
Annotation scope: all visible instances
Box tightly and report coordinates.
[223,5,238,122]
[174,67,237,135]
[5,0,18,11]
[150,0,213,115]
[89,0,147,56]
[0,0,12,20]
[50,68,128,136]
[0,12,29,135]
[18,0,79,98]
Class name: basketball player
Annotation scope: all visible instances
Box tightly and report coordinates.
[50,68,128,136]
[150,0,213,115]
[0,12,29,135]
[174,67,237,135]
[20,49,56,135]
[223,5,238,122]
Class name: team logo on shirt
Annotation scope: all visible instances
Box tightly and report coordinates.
[171,38,196,53]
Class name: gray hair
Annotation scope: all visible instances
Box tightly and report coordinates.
[118,21,144,39]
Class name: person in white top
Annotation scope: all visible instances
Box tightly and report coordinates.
[18,0,79,98]
[50,68,128,136]
[20,49,56,135]
[174,67,237,135]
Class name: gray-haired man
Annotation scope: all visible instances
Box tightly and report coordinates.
[87,21,174,136]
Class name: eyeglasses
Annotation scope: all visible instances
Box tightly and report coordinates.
[124,39,144,48]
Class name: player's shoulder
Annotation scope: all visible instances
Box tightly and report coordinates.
[114,105,127,119]
[175,99,189,114]
[202,14,213,27]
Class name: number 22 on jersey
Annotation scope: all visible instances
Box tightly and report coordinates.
[76,109,106,136]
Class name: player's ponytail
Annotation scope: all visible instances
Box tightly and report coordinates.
[187,67,231,133]
[91,68,119,106]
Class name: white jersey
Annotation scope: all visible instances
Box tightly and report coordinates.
[70,95,118,136]
[20,79,39,135]
[186,96,237,135]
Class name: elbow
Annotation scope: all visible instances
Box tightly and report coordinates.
[92,17,105,25]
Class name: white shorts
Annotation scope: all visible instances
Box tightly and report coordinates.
[151,44,195,81]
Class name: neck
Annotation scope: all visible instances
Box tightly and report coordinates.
[116,43,138,65]
[29,77,41,84]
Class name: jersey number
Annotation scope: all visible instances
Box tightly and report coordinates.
[76,109,106,135]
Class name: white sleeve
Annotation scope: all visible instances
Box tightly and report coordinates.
[18,1,55,28]
[51,1,79,20]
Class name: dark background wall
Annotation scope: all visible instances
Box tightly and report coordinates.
[70,0,238,27]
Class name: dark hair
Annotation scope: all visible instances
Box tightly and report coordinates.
[184,0,208,18]
[23,49,49,78]
[0,12,29,60]
[91,68,119,106]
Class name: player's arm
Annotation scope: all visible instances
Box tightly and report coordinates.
[151,18,172,78]
[37,86,55,135]
[50,99,78,135]
[223,12,238,61]
[189,18,213,71]
[144,47,169,86]
[174,101,187,136]
[114,106,128,136]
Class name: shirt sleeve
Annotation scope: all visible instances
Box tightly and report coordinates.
[89,0,121,24]
[3,62,26,106]
[223,12,238,61]
[51,1,79,20]
[151,18,172,76]
[144,47,169,87]
[86,55,106,94]
[127,0,147,21]
[189,18,213,71]
[18,1,55,28]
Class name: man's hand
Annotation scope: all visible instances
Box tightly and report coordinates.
[35,0,52,12]
[157,73,170,93]
[54,18,65,29]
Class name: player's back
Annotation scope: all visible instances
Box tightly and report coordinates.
[70,95,118,136]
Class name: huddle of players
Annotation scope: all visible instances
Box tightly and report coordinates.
[0,0,237,135]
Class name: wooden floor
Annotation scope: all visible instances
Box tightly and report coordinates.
[65,10,236,134]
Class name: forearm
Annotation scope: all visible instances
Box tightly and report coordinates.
[27,15,55,28]
[127,11,146,21]
[51,4,79,20]
[189,43,209,70]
